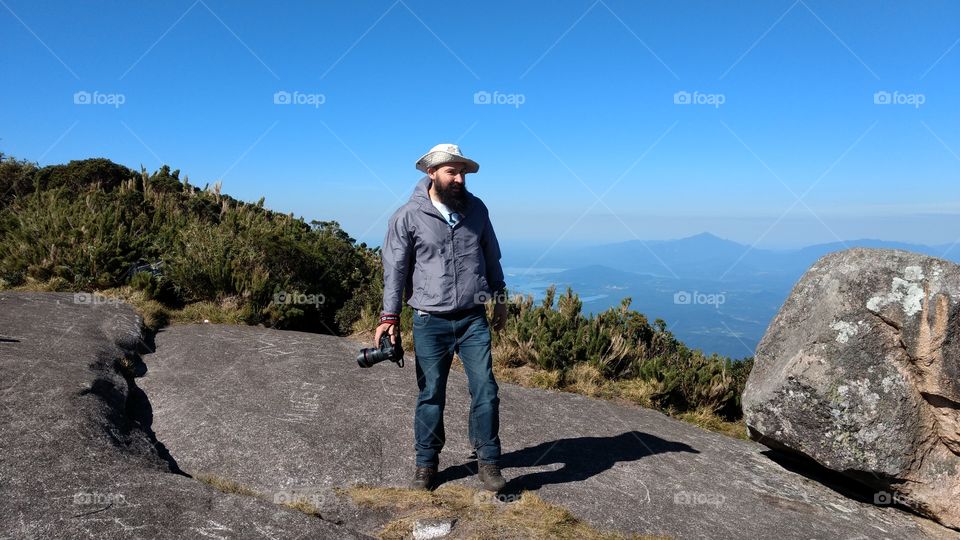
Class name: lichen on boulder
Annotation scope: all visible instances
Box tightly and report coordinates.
[744,248,960,529]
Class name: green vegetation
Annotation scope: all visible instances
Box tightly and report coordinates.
[0,154,379,334]
[0,154,752,431]
[489,288,752,422]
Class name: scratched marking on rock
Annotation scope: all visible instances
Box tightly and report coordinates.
[277,381,324,424]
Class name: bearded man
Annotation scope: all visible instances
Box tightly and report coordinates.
[375,143,508,492]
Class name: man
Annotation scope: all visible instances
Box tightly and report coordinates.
[375,143,508,492]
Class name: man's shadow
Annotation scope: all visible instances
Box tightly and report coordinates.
[436,431,698,492]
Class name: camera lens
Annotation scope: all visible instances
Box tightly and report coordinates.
[357,347,387,368]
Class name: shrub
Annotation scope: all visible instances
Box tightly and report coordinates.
[490,286,752,419]
[0,157,380,334]
[0,154,39,208]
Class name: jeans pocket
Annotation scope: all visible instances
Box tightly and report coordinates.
[475,310,490,330]
[413,309,431,327]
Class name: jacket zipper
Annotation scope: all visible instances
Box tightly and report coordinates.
[450,224,458,307]
[421,195,462,308]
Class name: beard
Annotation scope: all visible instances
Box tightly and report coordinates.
[434,180,469,214]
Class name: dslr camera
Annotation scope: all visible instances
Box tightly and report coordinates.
[357,330,404,368]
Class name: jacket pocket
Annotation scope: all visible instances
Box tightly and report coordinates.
[418,273,443,306]
[412,272,426,305]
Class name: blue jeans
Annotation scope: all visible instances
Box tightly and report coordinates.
[412,306,501,468]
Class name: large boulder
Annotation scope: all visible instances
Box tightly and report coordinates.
[743,248,960,529]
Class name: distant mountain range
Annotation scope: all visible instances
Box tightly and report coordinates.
[506,232,958,281]
[502,234,958,360]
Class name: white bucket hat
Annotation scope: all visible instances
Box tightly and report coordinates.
[415,143,479,174]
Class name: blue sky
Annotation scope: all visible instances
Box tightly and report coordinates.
[1,0,958,253]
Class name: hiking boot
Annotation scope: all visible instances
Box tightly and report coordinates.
[410,466,437,491]
[477,462,506,492]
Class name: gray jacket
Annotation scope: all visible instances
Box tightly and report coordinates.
[381,176,505,315]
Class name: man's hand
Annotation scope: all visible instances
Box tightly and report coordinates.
[491,301,508,332]
[374,322,397,347]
